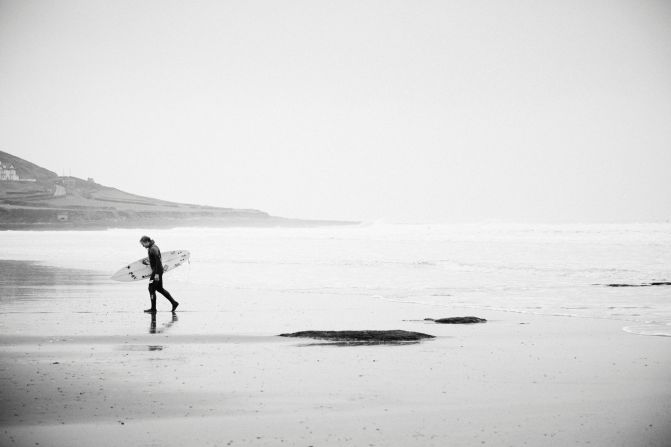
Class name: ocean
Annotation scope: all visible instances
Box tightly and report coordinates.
[1,223,670,337]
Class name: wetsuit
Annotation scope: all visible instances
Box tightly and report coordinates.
[146,242,178,311]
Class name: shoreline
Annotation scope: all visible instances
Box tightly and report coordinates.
[0,216,360,231]
[1,258,668,338]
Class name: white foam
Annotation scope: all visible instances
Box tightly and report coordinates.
[622,322,671,337]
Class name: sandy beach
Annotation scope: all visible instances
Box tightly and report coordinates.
[2,262,670,447]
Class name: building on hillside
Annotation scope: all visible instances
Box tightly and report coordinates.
[0,161,20,181]
[0,160,36,181]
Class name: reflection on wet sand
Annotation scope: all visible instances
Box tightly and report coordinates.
[120,344,164,351]
[149,312,179,334]
[0,259,104,292]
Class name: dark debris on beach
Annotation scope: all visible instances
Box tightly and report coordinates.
[601,282,671,288]
[427,316,487,324]
[278,330,435,343]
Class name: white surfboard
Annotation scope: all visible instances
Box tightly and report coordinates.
[111,250,190,282]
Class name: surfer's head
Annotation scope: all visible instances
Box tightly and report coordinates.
[139,235,154,248]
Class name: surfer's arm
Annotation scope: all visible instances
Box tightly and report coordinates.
[148,247,160,277]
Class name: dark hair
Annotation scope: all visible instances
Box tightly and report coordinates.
[139,235,152,243]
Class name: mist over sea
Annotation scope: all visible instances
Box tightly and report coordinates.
[1,223,670,337]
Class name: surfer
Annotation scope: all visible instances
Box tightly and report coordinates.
[140,236,179,313]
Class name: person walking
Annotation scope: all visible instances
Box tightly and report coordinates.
[140,235,179,313]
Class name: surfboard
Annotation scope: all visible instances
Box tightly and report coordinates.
[111,250,190,282]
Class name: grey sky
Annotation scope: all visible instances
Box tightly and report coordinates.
[1,0,670,222]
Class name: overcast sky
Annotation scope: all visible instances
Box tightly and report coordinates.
[1,0,670,222]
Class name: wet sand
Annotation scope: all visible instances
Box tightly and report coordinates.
[1,261,670,446]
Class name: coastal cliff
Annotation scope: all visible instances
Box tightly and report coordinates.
[0,151,352,229]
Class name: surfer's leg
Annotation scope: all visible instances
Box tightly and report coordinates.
[144,296,157,313]
[154,275,179,311]
[144,281,157,313]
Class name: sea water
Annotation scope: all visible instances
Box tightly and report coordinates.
[0,223,670,337]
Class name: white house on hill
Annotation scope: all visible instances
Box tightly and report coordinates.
[0,160,37,182]
[0,161,20,181]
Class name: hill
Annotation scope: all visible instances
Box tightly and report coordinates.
[0,151,351,229]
